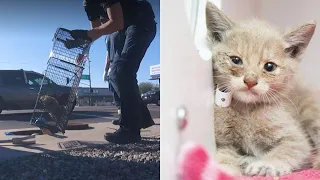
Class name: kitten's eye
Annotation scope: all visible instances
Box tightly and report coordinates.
[264,62,277,72]
[230,56,243,65]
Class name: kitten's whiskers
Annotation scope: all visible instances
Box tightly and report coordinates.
[266,91,282,110]
[269,88,299,114]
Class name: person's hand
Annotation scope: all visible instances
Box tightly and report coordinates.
[64,30,92,49]
[103,70,109,82]
[70,30,91,40]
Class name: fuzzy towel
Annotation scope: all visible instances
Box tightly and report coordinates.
[178,142,320,180]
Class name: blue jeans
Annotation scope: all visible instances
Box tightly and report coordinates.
[108,80,120,109]
[108,22,156,131]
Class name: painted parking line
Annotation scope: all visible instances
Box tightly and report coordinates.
[72,113,118,120]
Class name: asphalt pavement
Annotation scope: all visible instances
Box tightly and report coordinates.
[0,105,160,130]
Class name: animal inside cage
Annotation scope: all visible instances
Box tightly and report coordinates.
[30,28,91,134]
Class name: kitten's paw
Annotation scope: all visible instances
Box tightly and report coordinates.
[240,156,257,168]
[244,160,292,177]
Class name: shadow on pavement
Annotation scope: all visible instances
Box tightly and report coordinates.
[4,126,95,136]
[72,110,117,117]
[0,111,115,122]
[0,144,55,161]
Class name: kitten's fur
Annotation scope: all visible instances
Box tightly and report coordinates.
[40,95,67,124]
[206,2,320,177]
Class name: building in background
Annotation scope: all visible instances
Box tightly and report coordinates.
[77,87,113,106]
[149,64,160,85]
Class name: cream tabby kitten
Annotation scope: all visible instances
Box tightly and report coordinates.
[206,2,320,177]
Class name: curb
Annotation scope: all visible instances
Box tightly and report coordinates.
[66,122,90,130]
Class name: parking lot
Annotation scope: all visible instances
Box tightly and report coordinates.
[0,105,160,130]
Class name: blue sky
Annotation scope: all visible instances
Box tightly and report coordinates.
[0,0,160,88]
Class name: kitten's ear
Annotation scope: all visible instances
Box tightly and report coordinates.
[206,1,235,44]
[284,21,316,59]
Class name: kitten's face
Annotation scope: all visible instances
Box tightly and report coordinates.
[206,3,316,104]
[213,22,297,103]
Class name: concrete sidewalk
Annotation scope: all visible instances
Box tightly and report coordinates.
[0,118,160,161]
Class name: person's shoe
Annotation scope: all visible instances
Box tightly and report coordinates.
[112,117,155,127]
[104,127,141,144]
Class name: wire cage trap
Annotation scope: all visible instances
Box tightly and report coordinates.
[30,28,91,134]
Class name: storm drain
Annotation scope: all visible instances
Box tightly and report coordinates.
[57,140,107,149]
[58,140,83,149]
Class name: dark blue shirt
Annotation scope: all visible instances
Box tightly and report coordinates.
[83,0,139,26]
[84,0,155,26]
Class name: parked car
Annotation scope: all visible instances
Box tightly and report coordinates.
[141,90,160,106]
[0,69,76,114]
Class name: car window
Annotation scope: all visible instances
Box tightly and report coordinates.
[0,71,25,86]
[26,72,53,86]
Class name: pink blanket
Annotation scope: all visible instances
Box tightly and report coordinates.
[178,142,320,180]
[239,170,320,180]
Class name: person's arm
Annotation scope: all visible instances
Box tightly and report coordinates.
[65,1,124,49]
[87,2,124,41]
[83,0,105,28]
[90,17,109,29]
[103,52,111,81]
[105,54,110,71]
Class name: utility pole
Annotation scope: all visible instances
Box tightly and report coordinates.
[88,59,92,106]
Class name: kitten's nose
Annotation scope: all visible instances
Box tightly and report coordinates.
[244,73,258,89]
[244,79,258,89]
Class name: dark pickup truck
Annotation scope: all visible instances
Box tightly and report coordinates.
[0,69,76,114]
